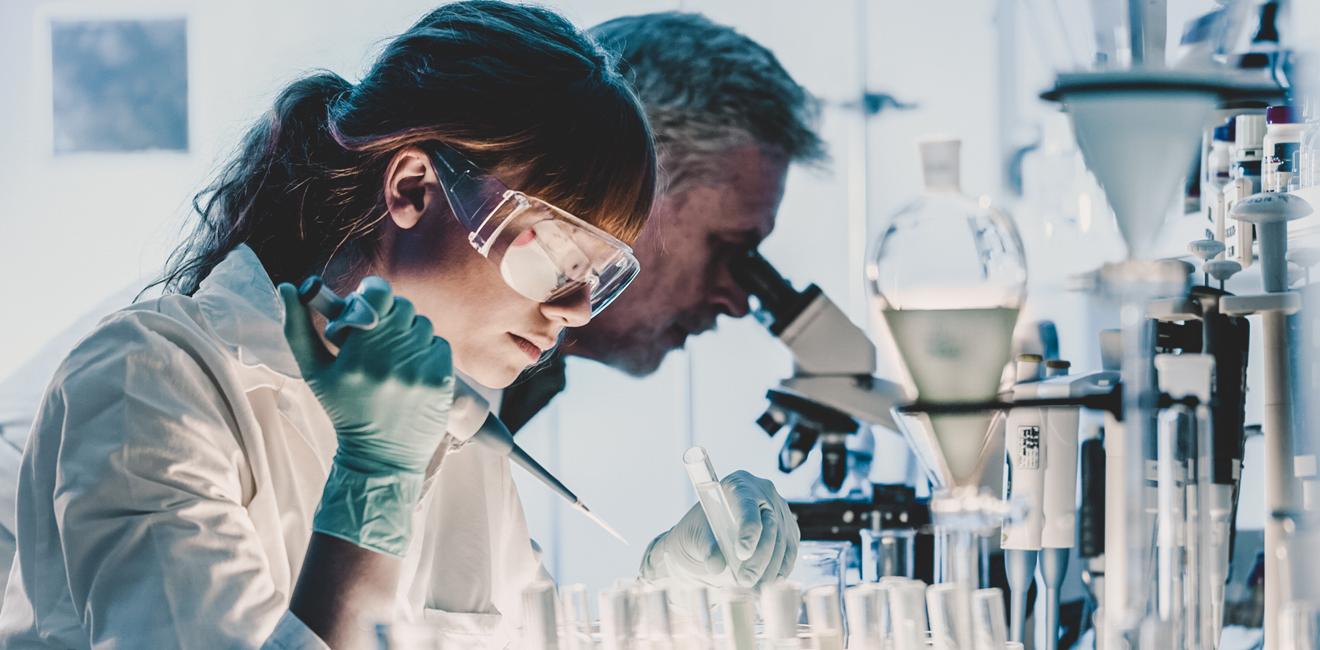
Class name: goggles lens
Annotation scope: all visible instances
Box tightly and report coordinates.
[429,145,640,317]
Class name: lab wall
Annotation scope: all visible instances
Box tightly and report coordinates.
[0,0,1091,602]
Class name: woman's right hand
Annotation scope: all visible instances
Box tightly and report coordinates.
[278,277,455,476]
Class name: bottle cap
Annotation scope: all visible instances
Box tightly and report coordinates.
[1044,359,1071,377]
[1266,105,1299,125]
[1235,114,1266,150]
[1015,354,1044,383]
[1213,123,1234,142]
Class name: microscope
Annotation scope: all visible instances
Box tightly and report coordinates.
[729,250,928,568]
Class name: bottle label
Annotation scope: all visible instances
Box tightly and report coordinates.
[1017,426,1041,469]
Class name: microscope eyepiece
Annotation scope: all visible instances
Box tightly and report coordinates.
[730,250,817,334]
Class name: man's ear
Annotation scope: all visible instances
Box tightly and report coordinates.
[383,146,441,230]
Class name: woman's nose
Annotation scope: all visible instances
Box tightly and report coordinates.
[541,285,592,327]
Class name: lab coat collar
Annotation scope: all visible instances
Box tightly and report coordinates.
[195,244,301,379]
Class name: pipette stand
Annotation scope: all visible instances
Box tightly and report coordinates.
[1219,193,1311,647]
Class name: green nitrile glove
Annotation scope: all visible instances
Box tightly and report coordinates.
[278,277,455,556]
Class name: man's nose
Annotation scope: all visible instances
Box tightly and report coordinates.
[711,268,751,318]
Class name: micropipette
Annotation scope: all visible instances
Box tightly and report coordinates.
[682,446,750,587]
[297,277,627,545]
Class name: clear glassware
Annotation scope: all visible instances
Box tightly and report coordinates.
[804,584,845,650]
[845,584,889,650]
[861,527,916,581]
[1301,111,1320,189]
[970,588,1009,650]
[866,138,1027,491]
[560,584,593,650]
[787,541,851,597]
[713,587,758,650]
[1279,600,1320,650]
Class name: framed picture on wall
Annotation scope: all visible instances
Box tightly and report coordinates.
[39,10,189,155]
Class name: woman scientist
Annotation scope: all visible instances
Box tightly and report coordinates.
[0,2,798,648]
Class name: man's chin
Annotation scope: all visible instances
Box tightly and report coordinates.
[614,346,673,377]
[568,328,688,377]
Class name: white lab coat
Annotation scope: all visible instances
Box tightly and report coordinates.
[0,245,548,648]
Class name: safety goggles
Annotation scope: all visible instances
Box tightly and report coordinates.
[427,142,641,317]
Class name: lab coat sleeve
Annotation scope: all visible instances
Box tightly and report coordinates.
[264,611,331,650]
[49,315,324,649]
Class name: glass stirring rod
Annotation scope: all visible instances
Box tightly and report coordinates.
[682,446,751,587]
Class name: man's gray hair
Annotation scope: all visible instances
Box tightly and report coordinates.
[589,13,825,193]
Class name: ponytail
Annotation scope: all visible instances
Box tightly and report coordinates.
[158,72,378,295]
[156,1,656,297]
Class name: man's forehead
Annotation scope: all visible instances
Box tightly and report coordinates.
[686,144,789,235]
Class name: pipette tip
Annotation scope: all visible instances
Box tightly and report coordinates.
[577,503,629,546]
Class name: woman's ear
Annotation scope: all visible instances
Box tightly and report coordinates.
[383,146,441,230]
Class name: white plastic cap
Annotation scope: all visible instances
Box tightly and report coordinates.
[918,137,962,191]
[1234,114,1266,150]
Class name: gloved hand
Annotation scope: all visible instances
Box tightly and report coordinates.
[641,470,800,589]
[279,276,455,556]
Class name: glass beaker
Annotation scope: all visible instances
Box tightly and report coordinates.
[788,541,851,597]
[861,527,916,581]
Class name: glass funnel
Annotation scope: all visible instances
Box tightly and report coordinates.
[866,138,1028,491]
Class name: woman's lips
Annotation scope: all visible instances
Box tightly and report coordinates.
[509,333,545,361]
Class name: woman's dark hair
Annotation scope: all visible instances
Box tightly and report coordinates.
[157,1,657,295]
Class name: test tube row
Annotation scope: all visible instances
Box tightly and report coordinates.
[519,579,1018,650]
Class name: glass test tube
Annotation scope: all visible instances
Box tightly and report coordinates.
[845,584,888,650]
[926,584,960,650]
[683,447,749,587]
[599,585,634,650]
[522,581,560,650]
[884,578,928,650]
[970,588,1009,650]
[805,584,845,650]
[716,587,758,650]
[1280,601,1320,650]
[670,584,714,649]
[639,585,675,649]
[761,581,804,650]
[559,584,592,650]
[861,526,916,580]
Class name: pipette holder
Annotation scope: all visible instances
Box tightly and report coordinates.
[1041,66,1281,650]
[1219,192,1312,646]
